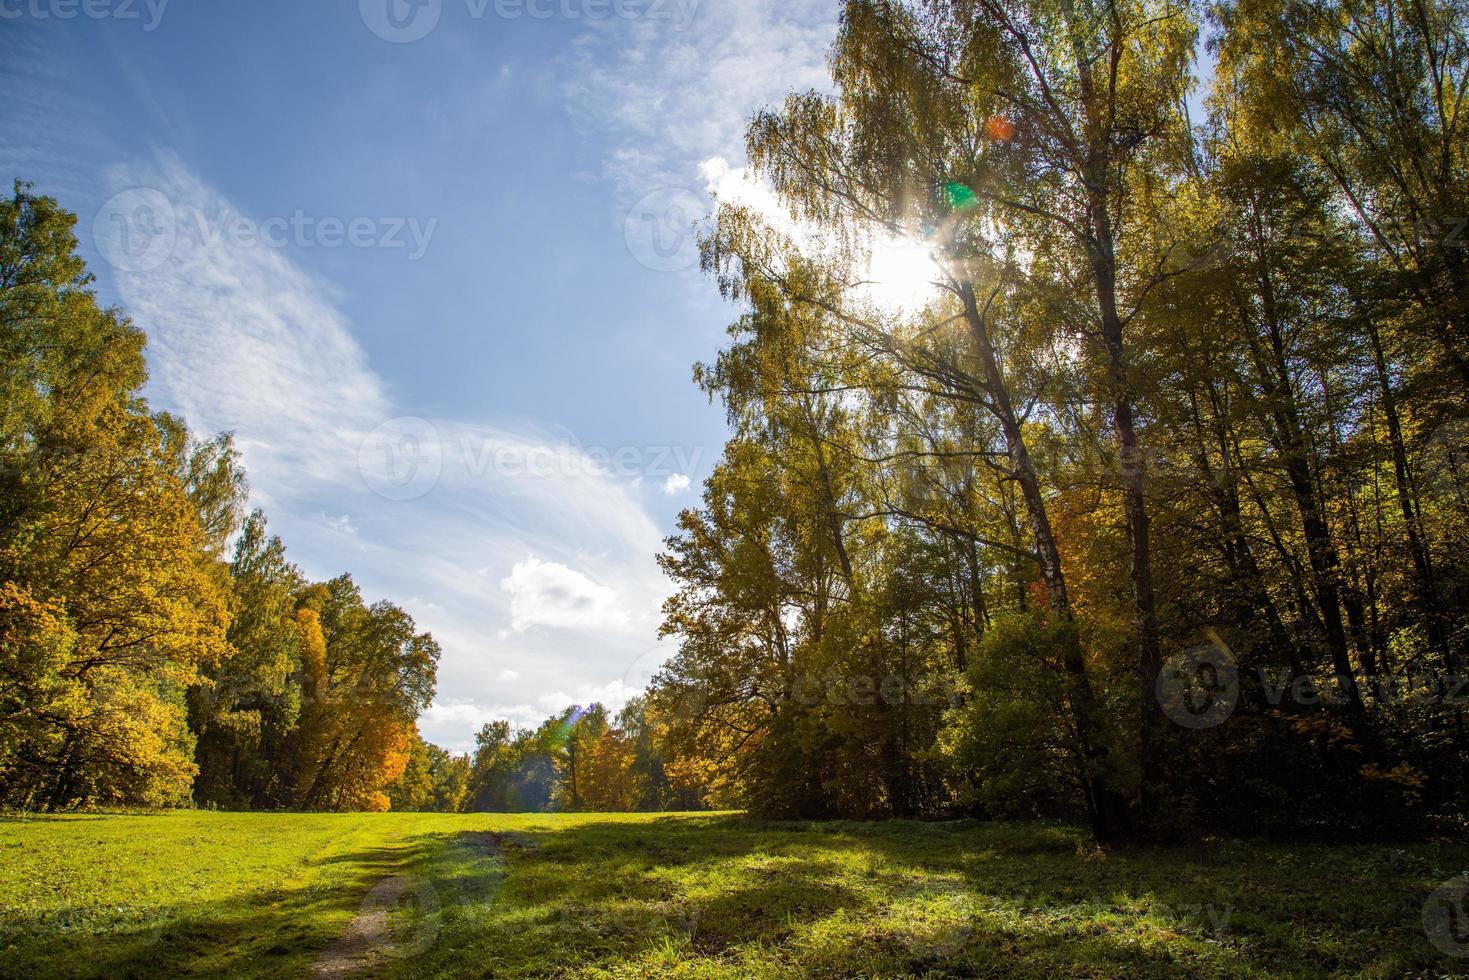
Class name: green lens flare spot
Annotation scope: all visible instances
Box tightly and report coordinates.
[945,182,978,211]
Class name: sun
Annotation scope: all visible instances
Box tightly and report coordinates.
[860,235,944,313]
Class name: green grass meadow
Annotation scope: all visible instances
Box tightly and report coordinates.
[1,812,1466,978]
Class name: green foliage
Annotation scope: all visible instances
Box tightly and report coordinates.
[0,183,443,813]
[291,575,440,812]
[425,742,471,813]
[454,699,695,815]
[939,613,1102,818]
[0,182,229,810]
[6,0,1469,841]
[387,733,437,811]
[190,510,304,808]
[648,0,1469,835]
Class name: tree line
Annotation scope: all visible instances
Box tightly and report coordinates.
[0,181,702,817]
[0,184,441,812]
[642,0,1469,836]
[441,701,706,814]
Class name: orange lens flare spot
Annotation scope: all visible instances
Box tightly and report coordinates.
[986,116,1016,141]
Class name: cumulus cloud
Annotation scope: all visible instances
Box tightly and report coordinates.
[501,556,631,634]
[662,473,691,495]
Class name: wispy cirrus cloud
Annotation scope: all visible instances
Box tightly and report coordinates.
[99,155,675,753]
[566,1,837,198]
[62,4,850,754]
[570,10,940,311]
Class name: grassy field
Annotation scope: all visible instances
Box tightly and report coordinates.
[1,812,1466,978]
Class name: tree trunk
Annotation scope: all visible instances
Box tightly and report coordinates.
[1088,241,1165,821]
[1238,269,1362,707]
[958,280,1116,838]
[1367,317,1451,665]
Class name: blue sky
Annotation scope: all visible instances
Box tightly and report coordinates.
[0,0,841,751]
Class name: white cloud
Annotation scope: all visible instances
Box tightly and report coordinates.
[496,668,521,682]
[701,155,944,313]
[324,513,357,535]
[421,702,498,729]
[419,674,652,754]
[501,556,631,634]
[567,2,838,199]
[102,157,388,496]
[700,156,801,235]
[662,473,691,495]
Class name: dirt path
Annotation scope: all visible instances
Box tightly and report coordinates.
[314,832,506,978]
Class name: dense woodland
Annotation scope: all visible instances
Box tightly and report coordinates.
[4,0,1468,837]
[644,0,1469,836]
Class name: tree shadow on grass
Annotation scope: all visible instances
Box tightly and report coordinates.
[390,816,1469,979]
[8,819,1467,979]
